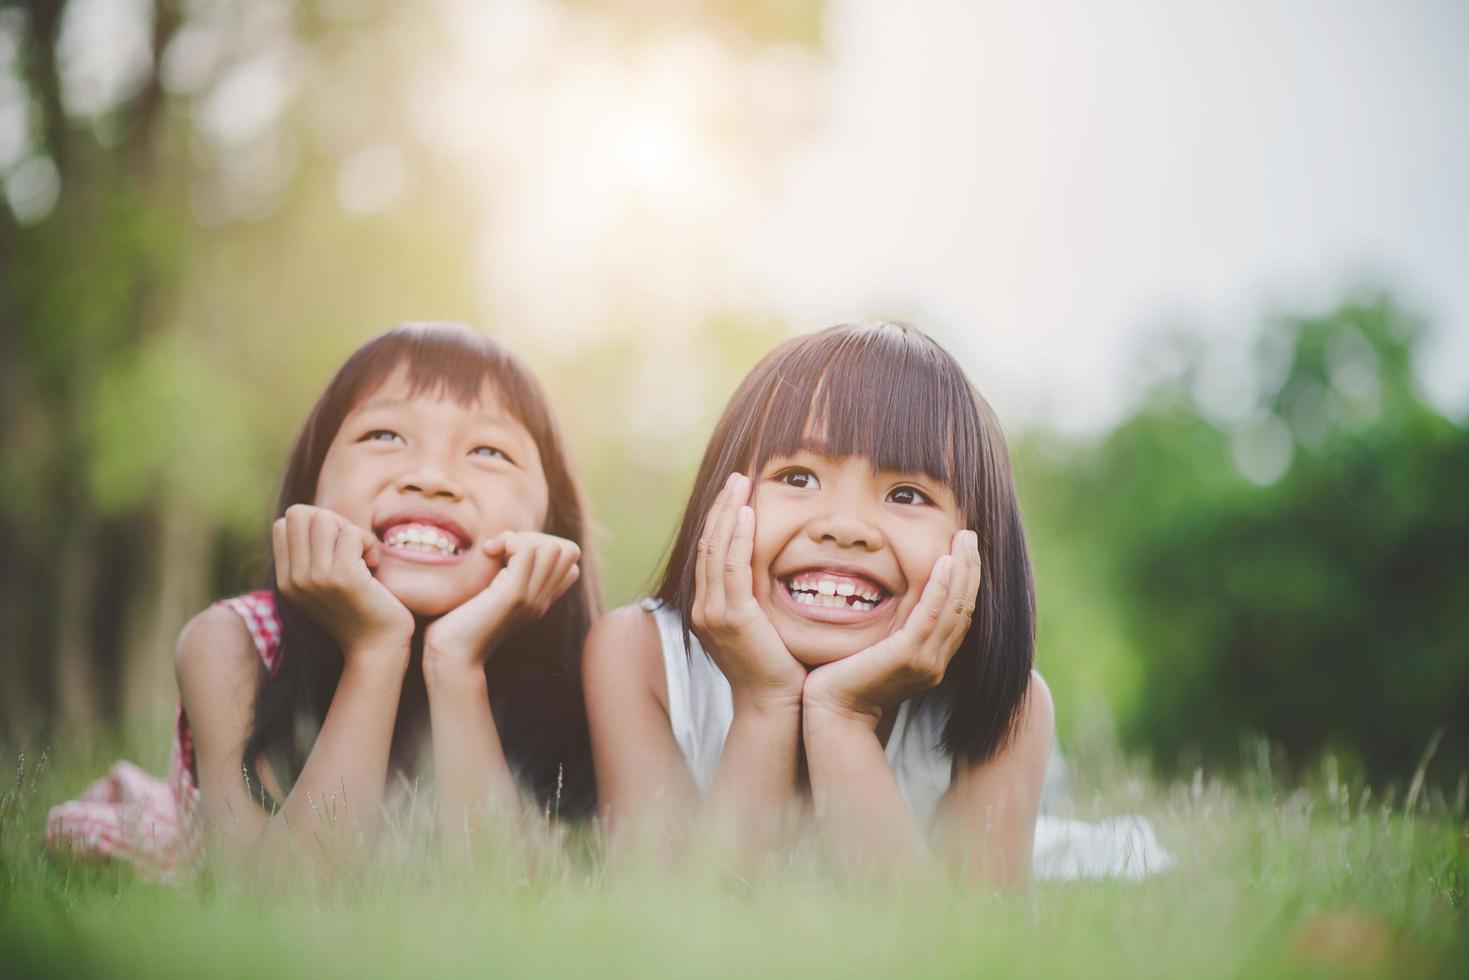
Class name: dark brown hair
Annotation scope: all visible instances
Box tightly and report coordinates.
[240,323,599,816]
[655,322,1035,764]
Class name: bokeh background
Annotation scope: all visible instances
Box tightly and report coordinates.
[2,0,1465,788]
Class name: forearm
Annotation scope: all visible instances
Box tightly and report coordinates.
[696,695,803,858]
[255,650,408,870]
[802,702,933,877]
[425,662,519,843]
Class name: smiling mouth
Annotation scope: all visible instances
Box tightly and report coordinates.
[376,521,468,560]
[780,570,891,613]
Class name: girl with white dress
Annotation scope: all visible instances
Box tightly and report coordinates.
[584,321,1170,888]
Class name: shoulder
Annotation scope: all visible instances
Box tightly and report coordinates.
[174,604,265,705]
[1019,670,1055,746]
[584,602,661,654]
[582,602,666,708]
[1001,669,1054,768]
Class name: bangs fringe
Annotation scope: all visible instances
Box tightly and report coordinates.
[352,322,551,433]
[748,324,984,513]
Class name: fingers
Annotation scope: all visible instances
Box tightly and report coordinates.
[695,473,744,621]
[723,504,756,601]
[902,552,953,643]
[693,480,723,605]
[481,531,581,615]
[941,530,981,648]
[272,517,289,590]
[335,519,370,578]
[285,505,313,586]
[275,505,379,596]
[487,531,533,592]
[526,538,579,599]
[542,540,581,601]
[309,508,340,580]
[482,531,510,560]
[526,542,579,610]
[358,526,381,570]
[555,561,580,599]
[705,474,748,600]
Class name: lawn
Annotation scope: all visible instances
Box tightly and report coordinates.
[2,731,1464,979]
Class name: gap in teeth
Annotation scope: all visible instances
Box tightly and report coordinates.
[786,577,883,608]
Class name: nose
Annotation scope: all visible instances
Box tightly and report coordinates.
[805,509,884,551]
[396,458,463,501]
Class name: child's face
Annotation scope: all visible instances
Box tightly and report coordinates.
[313,368,550,617]
[749,450,965,667]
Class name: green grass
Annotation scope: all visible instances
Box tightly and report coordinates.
[2,732,1464,980]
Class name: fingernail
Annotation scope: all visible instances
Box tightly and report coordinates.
[724,472,739,490]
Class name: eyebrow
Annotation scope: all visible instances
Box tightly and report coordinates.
[352,397,517,427]
[775,447,953,481]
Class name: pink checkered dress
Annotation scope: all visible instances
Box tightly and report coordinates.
[44,591,282,881]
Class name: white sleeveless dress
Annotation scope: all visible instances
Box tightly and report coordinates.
[644,600,1174,881]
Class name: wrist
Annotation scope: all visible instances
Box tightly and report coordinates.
[341,640,412,679]
[801,689,882,732]
[423,654,489,693]
[731,686,804,719]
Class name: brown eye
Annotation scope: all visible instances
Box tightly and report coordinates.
[887,485,933,506]
[777,468,820,490]
[361,429,405,444]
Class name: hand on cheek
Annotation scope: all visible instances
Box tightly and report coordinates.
[802,529,982,725]
[691,473,808,711]
[421,530,580,679]
[273,504,416,662]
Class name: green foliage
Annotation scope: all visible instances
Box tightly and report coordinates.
[84,334,269,529]
[1034,296,1469,783]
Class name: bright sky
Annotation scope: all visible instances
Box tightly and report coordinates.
[12,0,1466,435]
[748,0,1469,431]
[440,0,1468,434]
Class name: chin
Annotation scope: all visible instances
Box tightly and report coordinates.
[770,618,884,667]
[786,642,861,668]
[762,583,905,667]
[377,570,479,619]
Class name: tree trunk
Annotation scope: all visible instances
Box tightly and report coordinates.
[55,515,102,731]
[121,497,213,731]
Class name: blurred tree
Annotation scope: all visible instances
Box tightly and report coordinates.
[0,0,827,744]
[1,0,190,735]
[1035,296,1469,785]
[0,0,445,737]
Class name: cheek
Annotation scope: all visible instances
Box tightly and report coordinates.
[896,535,955,596]
[311,483,359,520]
[312,456,375,520]
[748,520,788,596]
[473,480,549,535]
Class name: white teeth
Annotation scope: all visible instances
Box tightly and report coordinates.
[784,573,889,612]
[385,524,458,555]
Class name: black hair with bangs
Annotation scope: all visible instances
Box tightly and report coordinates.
[234,322,599,818]
[655,322,1035,765]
